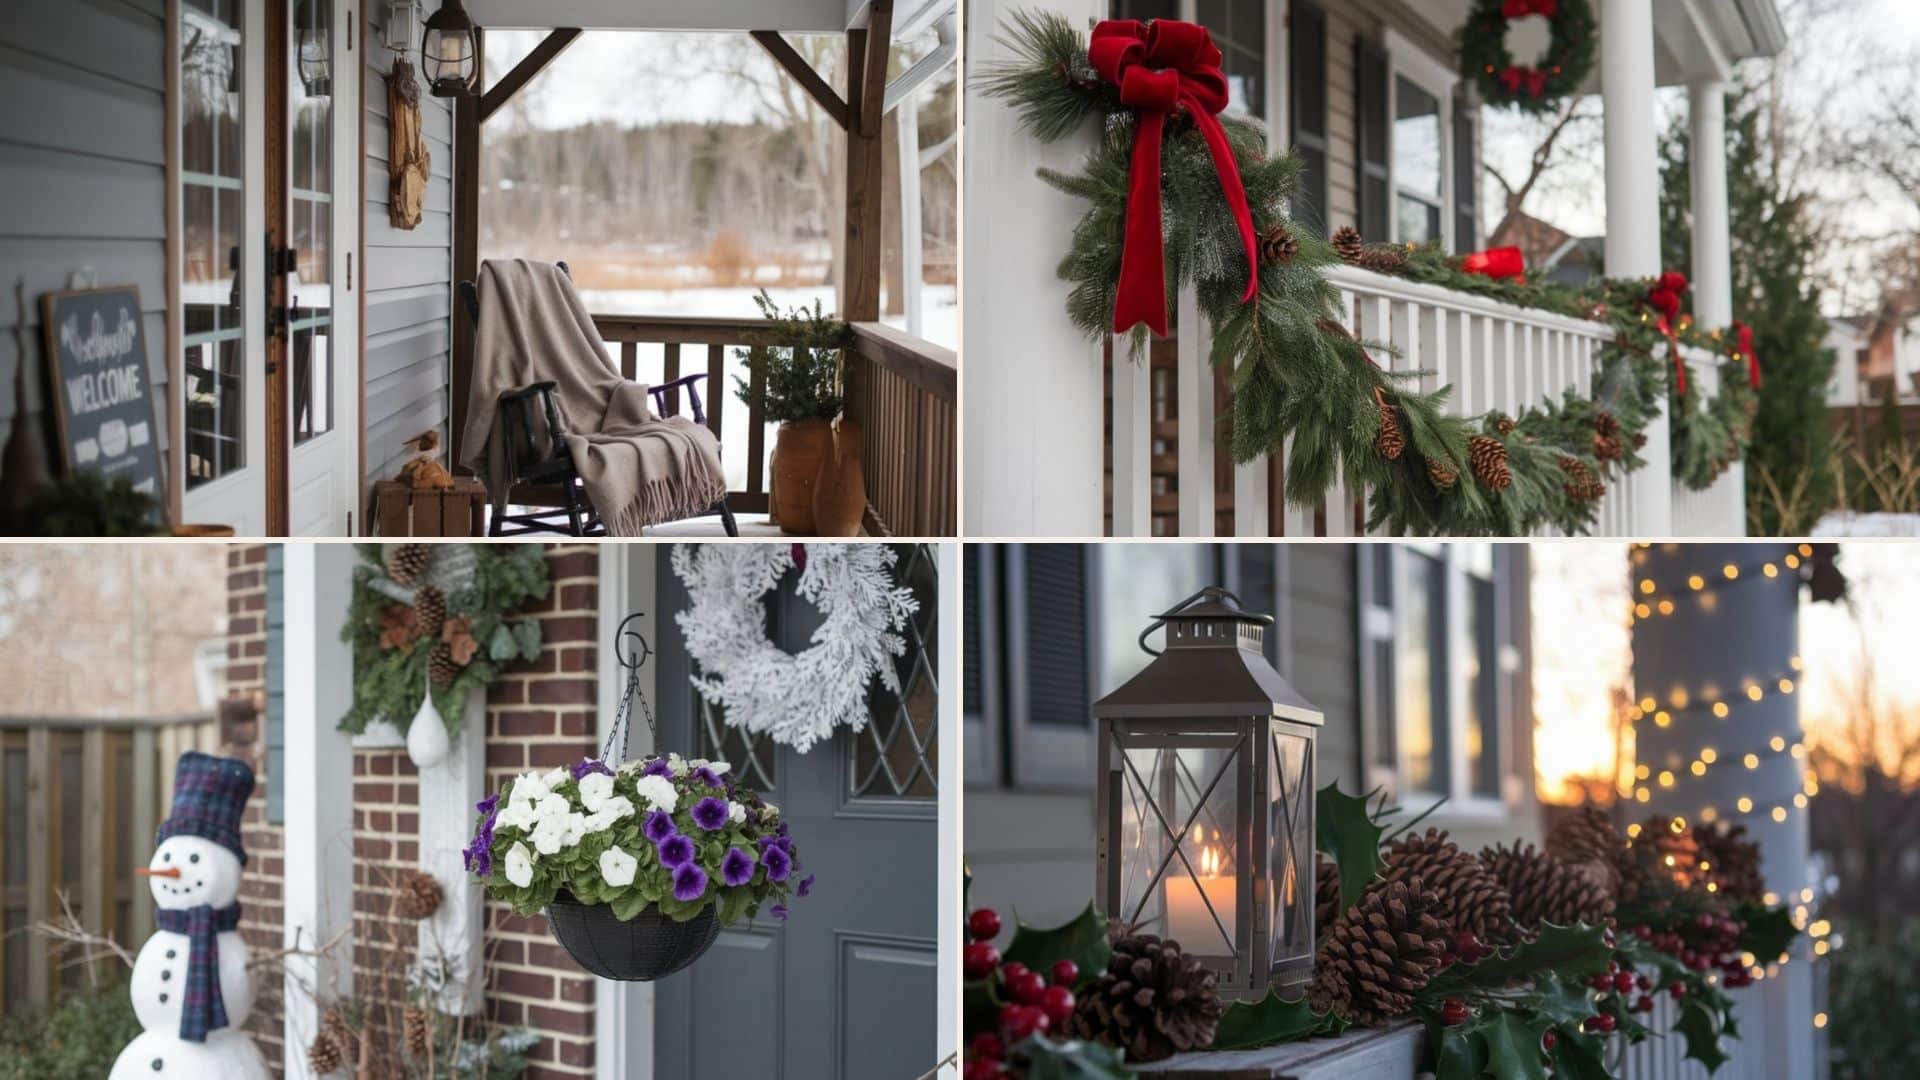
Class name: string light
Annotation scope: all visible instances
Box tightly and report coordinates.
[1627,546,1808,625]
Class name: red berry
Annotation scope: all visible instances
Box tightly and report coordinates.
[968,1033,1004,1060]
[1697,914,1716,930]
[1589,974,1614,991]
[1050,959,1080,986]
[1633,924,1652,940]
[1635,995,1654,1012]
[1669,982,1686,1000]
[1542,1030,1559,1050]
[1000,962,1029,985]
[1008,970,1048,1006]
[964,1059,1004,1080]
[969,908,1003,942]
[1040,984,1076,1026]
[1594,1013,1617,1033]
[1613,971,1636,992]
[1637,974,1652,991]
[1441,998,1469,1026]
[964,941,1001,981]
[998,1003,1049,1041]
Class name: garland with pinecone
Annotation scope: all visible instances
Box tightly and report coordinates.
[978,12,1753,538]
[340,544,549,737]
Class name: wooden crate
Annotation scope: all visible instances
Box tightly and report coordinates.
[370,478,488,536]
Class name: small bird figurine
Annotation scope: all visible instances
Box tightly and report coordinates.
[396,427,454,490]
[403,428,441,455]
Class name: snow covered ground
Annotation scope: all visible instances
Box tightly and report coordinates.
[572,285,957,492]
[1813,511,1920,537]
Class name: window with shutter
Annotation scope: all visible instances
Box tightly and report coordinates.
[1354,37,1391,243]
[1009,546,1095,787]
[1289,1,1329,236]
[1453,94,1479,253]
[963,545,1003,787]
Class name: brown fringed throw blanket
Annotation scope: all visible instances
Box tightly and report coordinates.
[458,259,727,535]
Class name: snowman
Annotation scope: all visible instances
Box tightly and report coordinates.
[110,751,272,1080]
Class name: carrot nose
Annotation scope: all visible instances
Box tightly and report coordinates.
[135,867,182,878]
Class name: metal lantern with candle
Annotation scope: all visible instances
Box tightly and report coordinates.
[1093,587,1321,1000]
[421,0,477,97]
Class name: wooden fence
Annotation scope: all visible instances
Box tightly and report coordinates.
[0,714,219,1014]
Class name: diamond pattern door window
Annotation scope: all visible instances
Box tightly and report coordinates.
[851,544,940,800]
[698,699,776,794]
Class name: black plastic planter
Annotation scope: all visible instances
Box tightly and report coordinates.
[546,891,721,981]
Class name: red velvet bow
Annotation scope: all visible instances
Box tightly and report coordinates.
[1502,0,1559,16]
[1461,246,1525,280]
[1646,271,1691,394]
[1734,321,1760,389]
[1499,66,1549,98]
[1090,19,1257,336]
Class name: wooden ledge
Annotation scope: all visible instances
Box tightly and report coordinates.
[1130,1021,1422,1079]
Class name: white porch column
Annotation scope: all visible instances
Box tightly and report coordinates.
[1689,80,1733,327]
[963,0,1107,537]
[282,544,357,1078]
[1601,0,1672,534]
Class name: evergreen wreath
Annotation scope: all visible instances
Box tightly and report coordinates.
[978,11,1750,537]
[1457,0,1597,115]
[670,544,918,754]
[340,544,549,736]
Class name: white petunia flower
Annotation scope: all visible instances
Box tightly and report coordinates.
[707,761,732,777]
[634,774,679,813]
[668,753,689,777]
[577,772,615,812]
[584,796,636,833]
[541,767,570,790]
[532,794,571,824]
[495,798,538,832]
[559,812,588,848]
[531,814,573,855]
[504,843,534,888]
[512,771,551,804]
[599,847,638,888]
[762,802,780,817]
[728,801,747,825]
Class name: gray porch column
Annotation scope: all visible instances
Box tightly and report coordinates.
[1630,544,1813,1078]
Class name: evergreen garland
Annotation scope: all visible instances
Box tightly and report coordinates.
[979,10,1753,536]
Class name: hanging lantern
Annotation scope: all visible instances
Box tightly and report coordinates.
[421,0,477,98]
[385,0,422,55]
[1093,587,1321,1000]
[295,0,331,97]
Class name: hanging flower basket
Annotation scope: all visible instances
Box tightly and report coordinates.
[546,890,721,981]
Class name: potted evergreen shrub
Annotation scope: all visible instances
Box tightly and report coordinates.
[467,753,810,981]
[732,291,853,534]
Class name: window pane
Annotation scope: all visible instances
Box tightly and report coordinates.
[1099,544,1210,695]
[1397,553,1448,794]
[1197,0,1264,118]
[1467,576,1500,798]
[1397,194,1438,247]
[181,0,245,490]
[1393,76,1442,200]
[852,544,939,799]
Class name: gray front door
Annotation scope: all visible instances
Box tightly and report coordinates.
[654,545,940,1080]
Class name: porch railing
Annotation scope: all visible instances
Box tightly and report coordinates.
[1106,266,1746,537]
[0,714,221,1013]
[587,314,957,536]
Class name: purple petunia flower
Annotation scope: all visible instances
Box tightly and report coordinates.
[692,766,724,788]
[639,758,673,778]
[463,808,498,876]
[672,862,709,902]
[757,833,794,858]
[571,758,614,780]
[771,904,790,921]
[643,810,677,844]
[475,792,500,817]
[796,873,814,898]
[762,844,792,882]
[691,796,730,831]
[657,833,696,869]
[721,847,755,887]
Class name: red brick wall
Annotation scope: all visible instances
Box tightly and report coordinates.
[227,544,287,1070]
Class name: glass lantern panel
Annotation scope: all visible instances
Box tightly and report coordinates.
[1118,741,1243,959]
[1268,728,1314,969]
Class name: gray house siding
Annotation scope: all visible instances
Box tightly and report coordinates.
[361,2,452,491]
[1285,545,1362,795]
[0,0,171,479]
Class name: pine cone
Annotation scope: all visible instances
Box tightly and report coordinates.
[387,543,432,585]
[1617,815,1705,904]
[1316,854,1343,936]
[1309,876,1450,1026]
[1373,388,1405,461]
[1468,435,1512,491]
[1065,932,1225,1063]
[428,641,458,688]
[307,1031,344,1075]
[1491,414,1517,436]
[1593,432,1625,462]
[320,1008,353,1052]
[1558,456,1606,502]
[413,585,446,638]
[1259,222,1300,265]
[1428,458,1459,492]
[396,869,444,919]
[1332,226,1366,266]
[1357,245,1410,276]
[1381,828,1514,944]
[1481,842,1612,931]
[1691,823,1765,905]
[404,1006,432,1059]
[1545,806,1623,896]
[1594,412,1621,438]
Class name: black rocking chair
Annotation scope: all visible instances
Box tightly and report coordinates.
[459,261,738,537]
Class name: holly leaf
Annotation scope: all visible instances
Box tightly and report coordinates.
[1530,971,1598,1028]
[1317,784,1385,913]
[1548,1027,1612,1080]
[1478,1010,1552,1080]
[1468,922,1612,986]
[1014,1035,1131,1080]
[1735,902,1799,964]
[1675,997,1729,1073]
[1424,1014,1487,1080]
[1208,990,1339,1050]
[1002,902,1112,989]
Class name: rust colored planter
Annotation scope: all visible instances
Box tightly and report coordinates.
[771,419,833,534]
[811,417,866,537]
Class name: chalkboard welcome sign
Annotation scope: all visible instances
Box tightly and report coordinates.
[40,286,167,521]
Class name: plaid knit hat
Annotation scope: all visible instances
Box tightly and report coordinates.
[155,751,255,865]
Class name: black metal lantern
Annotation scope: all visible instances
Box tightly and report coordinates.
[421,0,477,97]
[1093,588,1321,1000]
[295,0,331,97]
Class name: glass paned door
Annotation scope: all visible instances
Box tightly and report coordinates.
[288,0,332,446]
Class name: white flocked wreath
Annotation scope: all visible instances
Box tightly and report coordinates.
[671,543,919,753]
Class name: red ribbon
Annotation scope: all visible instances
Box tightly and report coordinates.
[1647,271,1691,395]
[1499,66,1549,98]
[1734,321,1760,389]
[1502,0,1559,15]
[1090,19,1257,336]
[1461,246,1525,280]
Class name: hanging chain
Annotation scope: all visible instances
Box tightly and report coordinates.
[599,611,656,765]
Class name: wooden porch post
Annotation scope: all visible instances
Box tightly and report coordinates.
[450,29,484,469]
[842,1,893,323]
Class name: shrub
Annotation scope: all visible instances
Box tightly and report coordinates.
[1828,921,1920,1078]
[0,975,143,1079]
[732,290,851,424]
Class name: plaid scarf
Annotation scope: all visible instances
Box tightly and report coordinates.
[156,902,242,1042]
